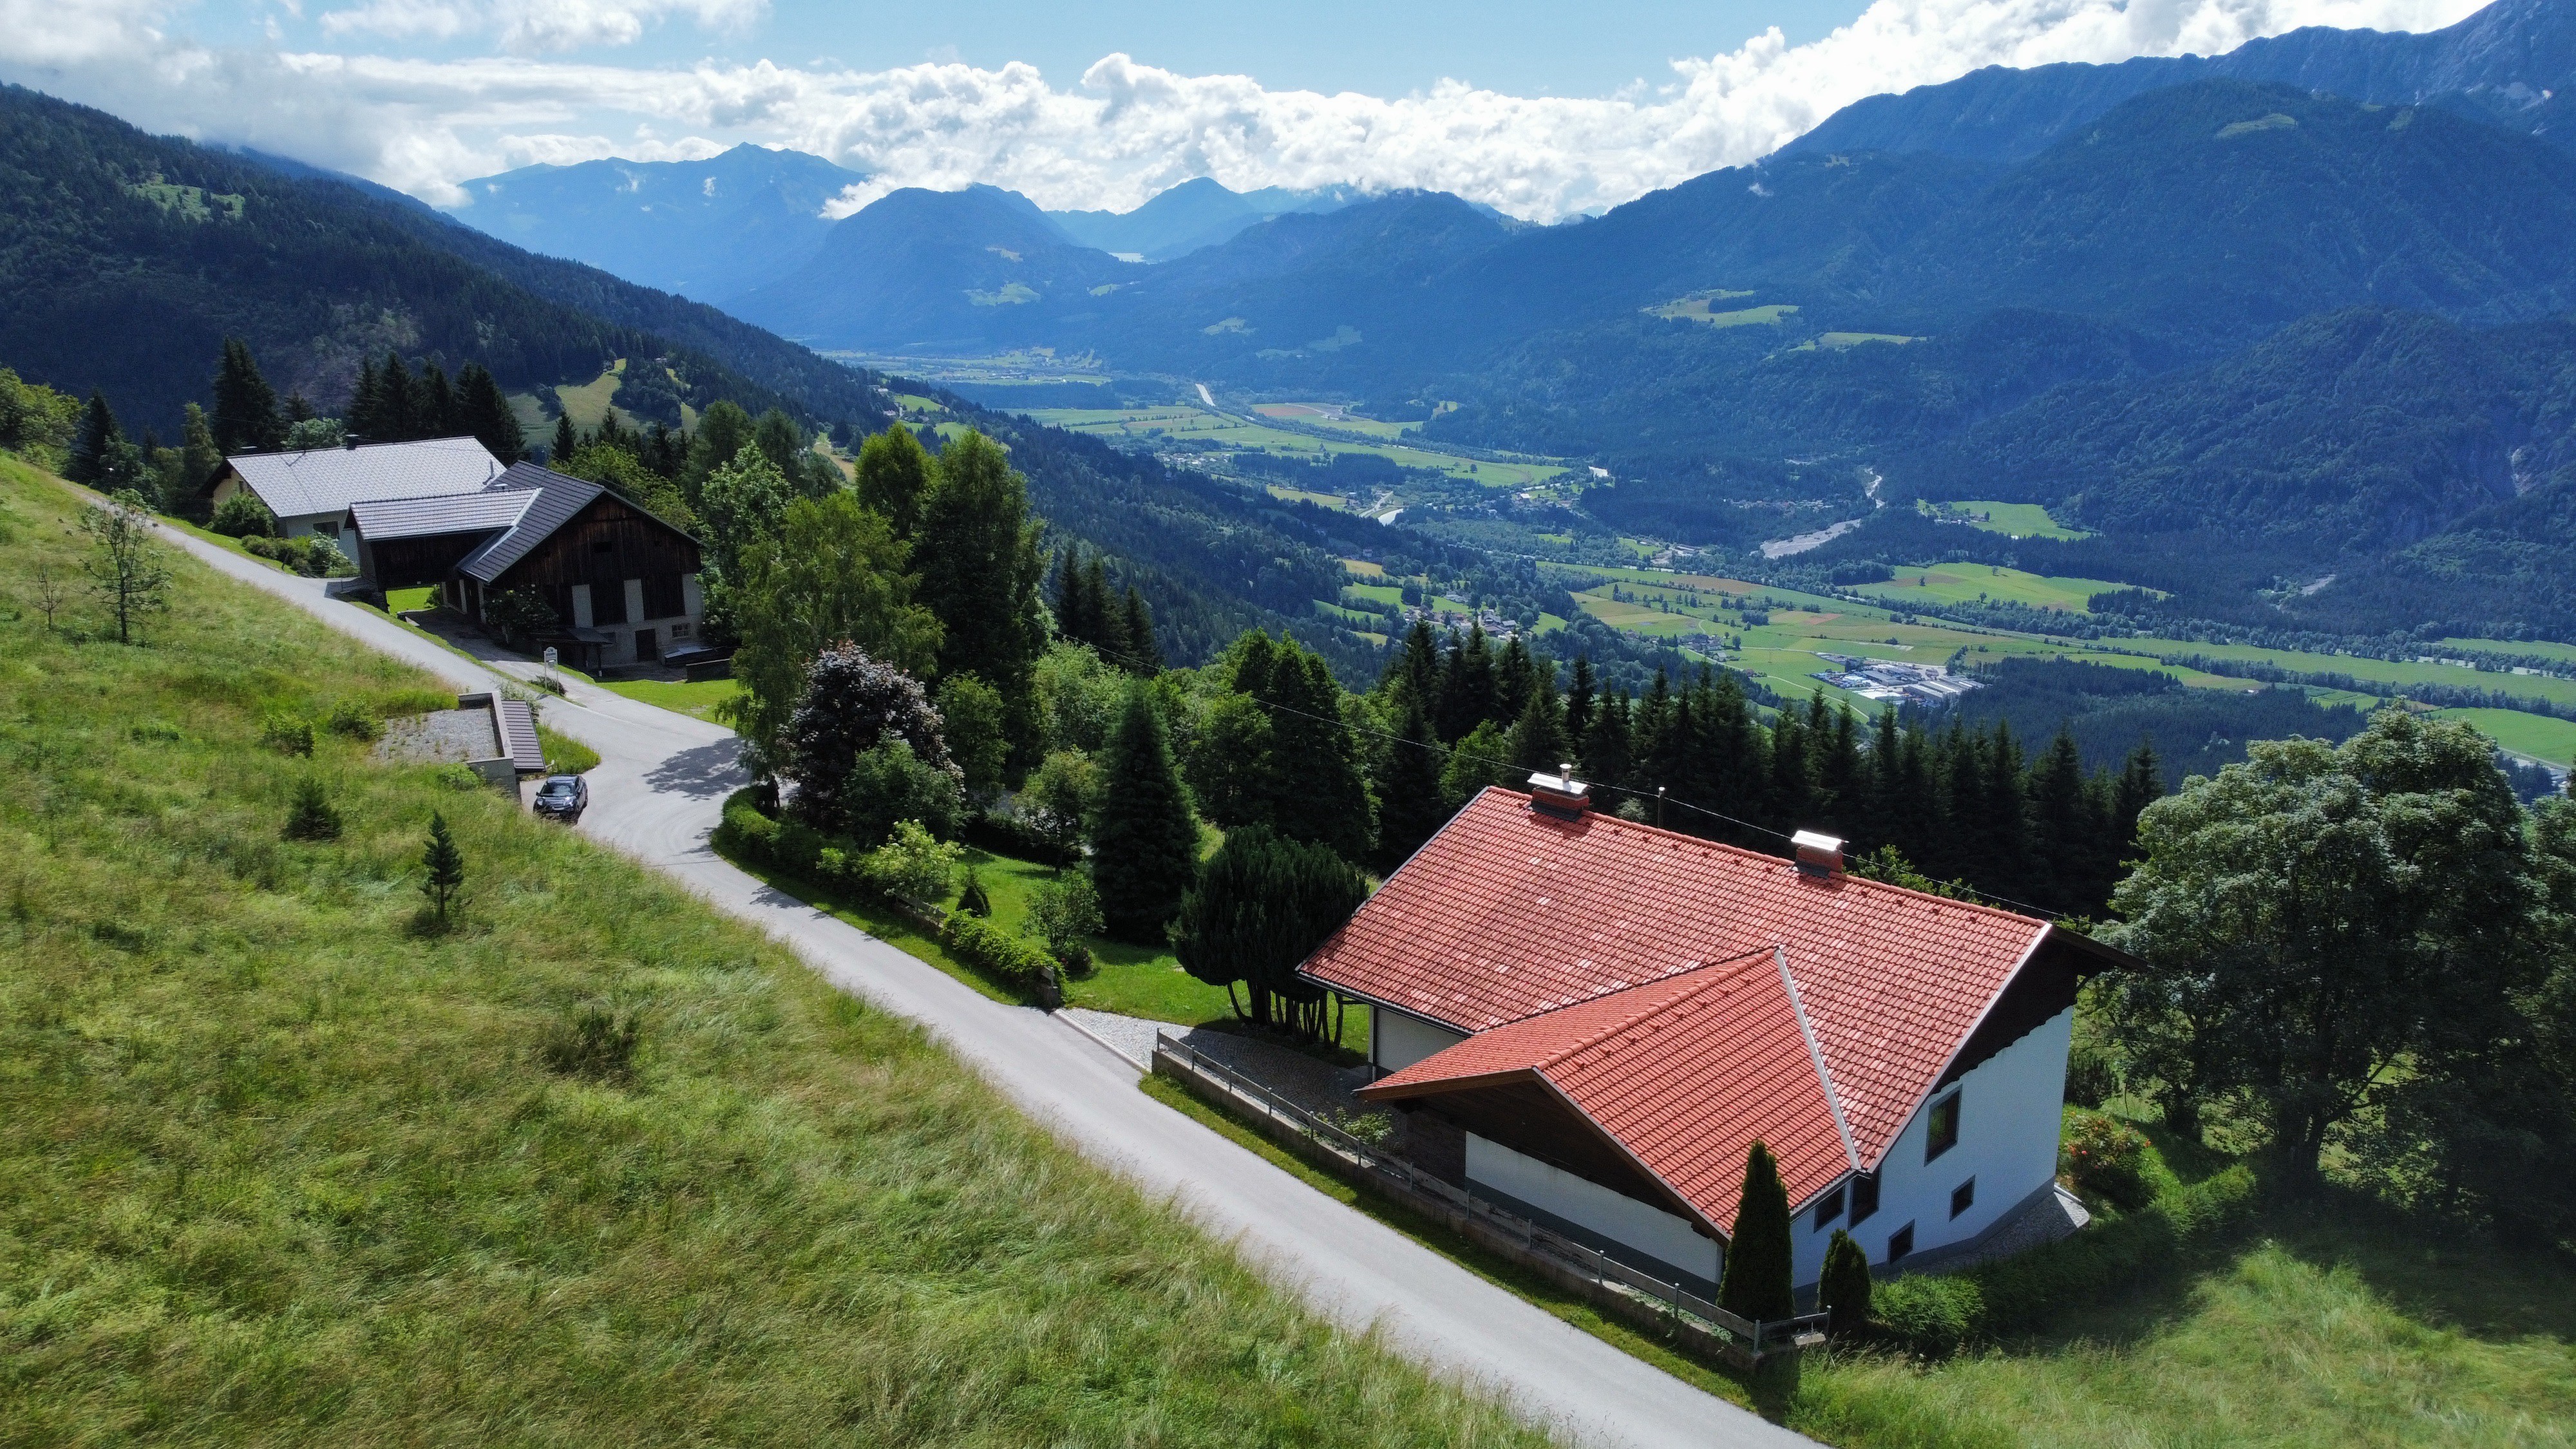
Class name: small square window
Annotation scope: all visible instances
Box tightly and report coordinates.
[1951,1177,1976,1218]
[1851,1172,1880,1226]
[1927,1092,1961,1161]
[1887,1222,1915,1262]
[670,621,691,638]
[1814,1184,1845,1231]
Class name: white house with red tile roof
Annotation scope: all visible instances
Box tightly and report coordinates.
[1302,775,2122,1293]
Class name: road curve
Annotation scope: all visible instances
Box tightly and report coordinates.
[156,520,1811,1449]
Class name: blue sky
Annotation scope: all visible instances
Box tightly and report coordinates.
[0,0,2488,216]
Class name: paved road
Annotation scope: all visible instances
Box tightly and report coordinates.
[162,524,1810,1449]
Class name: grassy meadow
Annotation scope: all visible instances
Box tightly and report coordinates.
[1019,403,1567,491]
[0,459,1538,1446]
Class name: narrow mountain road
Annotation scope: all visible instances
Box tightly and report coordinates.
[159,522,1812,1449]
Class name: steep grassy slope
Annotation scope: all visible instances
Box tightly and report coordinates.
[0,457,1544,1447]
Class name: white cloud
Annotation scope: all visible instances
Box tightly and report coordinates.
[317,0,768,54]
[0,0,2492,218]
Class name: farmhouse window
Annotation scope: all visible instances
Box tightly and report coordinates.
[1927,1092,1961,1161]
[1951,1178,1976,1218]
[1850,1172,1880,1226]
[1814,1184,1844,1231]
[1886,1222,1915,1262]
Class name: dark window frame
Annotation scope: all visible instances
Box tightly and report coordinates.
[1950,1177,1976,1218]
[1850,1171,1880,1226]
[1926,1091,1962,1161]
[1887,1222,1915,1262]
[1813,1184,1845,1232]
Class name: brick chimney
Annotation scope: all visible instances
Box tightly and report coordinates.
[1528,763,1590,818]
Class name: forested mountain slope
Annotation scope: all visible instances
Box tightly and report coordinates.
[1782,0,2574,163]
[0,86,880,434]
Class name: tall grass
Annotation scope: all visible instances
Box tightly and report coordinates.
[0,457,1548,1446]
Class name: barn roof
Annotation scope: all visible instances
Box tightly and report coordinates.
[455,463,606,583]
[223,437,500,518]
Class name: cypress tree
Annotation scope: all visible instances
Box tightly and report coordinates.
[211,337,286,453]
[457,363,525,462]
[1120,585,1161,674]
[1719,1141,1797,1324]
[67,390,121,484]
[549,412,579,465]
[855,421,932,538]
[1090,687,1199,943]
[1371,692,1450,871]
[1816,1228,1873,1336]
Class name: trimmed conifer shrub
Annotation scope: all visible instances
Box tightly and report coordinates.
[1817,1227,1873,1336]
[1719,1141,1796,1324]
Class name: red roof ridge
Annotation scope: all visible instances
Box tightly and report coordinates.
[1467,785,2045,928]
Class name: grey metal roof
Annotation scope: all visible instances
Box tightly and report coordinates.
[348,489,536,542]
[496,699,545,774]
[225,437,502,518]
[458,463,607,584]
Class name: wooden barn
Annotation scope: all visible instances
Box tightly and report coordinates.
[346,462,704,668]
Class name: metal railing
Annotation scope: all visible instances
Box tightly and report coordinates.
[1155,1033,1829,1356]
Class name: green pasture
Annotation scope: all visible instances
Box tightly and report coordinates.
[1345,582,1405,607]
[1023,405,1567,491]
[1795,332,1918,350]
[1920,499,2096,540]
[1859,563,2125,615]
[2434,708,2576,767]
[1647,296,1797,328]
[2437,637,2576,665]
[2119,636,2576,713]
[1253,402,1419,439]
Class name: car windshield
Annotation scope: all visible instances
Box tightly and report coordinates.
[540,782,576,797]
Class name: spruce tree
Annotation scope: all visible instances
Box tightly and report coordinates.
[421,811,465,925]
[914,431,1047,758]
[855,421,932,537]
[372,352,416,442]
[1090,687,1200,943]
[177,404,222,496]
[2027,727,2090,913]
[1383,619,1440,710]
[1258,641,1374,862]
[211,337,286,453]
[1564,656,1596,746]
[1719,1141,1796,1324]
[1579,687,1633,793]
[1769,700,1815,833]
[1120,586,1161,674]
[549,412,579,465]
[346,357,381,439]
[1435,624,1498,743]
[1083,554,1132,662]
[1372,692,1451,871]
[457,362,525,462]
[1504,676,1570,776]
[417,361,459,439]
[1495,634,1537,726]
[67,391,120,484]
[1816,1228,1873,1336]
[1053,542,1096,644]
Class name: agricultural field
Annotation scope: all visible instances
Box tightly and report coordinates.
[1023,404,1567,492]
[1919,500,2095,540]
[2434,707,2576,768]
[2119,636,2576,714]
[1647,296,1795,328]
[2437,637,2576,667]
[1252,402,1418,439]
[1858,563,2128,615]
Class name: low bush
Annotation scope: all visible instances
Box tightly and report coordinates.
[210,491,275,538]
[965,810,1058,862]
[863,820,962,906]
[435,764,486,791]
[261,712,314,756]
[1870,1274,1984,1358]
[325,699,382,742]
[242,533,354,577]
[2062,1109,2154,1211]
[957,869,993,917]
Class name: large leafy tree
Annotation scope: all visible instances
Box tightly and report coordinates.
[2107,710,2541,1188]
[1090,687,1200,943]
[773,644,956,830]
[855,422,932,538]
[723,491,941,777]
[914,430,1046,756]
[1174,826,1368,1038]
[210,337,285,453]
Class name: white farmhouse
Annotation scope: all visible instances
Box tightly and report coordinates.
[207,437,503,558]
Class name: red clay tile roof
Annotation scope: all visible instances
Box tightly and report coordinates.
[1303,788,2049,1178]
[1360,949,1857,1227]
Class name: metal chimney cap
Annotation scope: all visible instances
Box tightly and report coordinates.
[1792,829,1844,877]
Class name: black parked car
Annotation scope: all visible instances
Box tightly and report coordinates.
[533,774,588,823]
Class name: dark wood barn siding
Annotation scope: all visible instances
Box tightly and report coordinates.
[369,533,495,589]
[493,495,700,624]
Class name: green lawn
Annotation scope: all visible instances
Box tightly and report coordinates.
[384,584,437,613]
[598,674,741,721]
[0,454,1544,1447]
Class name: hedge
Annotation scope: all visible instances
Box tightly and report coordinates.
[714,790,1058,1005]
[1867,1162,2260,1356]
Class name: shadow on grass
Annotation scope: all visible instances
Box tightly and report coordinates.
[2264,1189,2576,1344]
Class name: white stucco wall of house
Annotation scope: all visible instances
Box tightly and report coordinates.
[1813,1005,2073,1274]
[1466,1133,1723,1289]
[1371,1005,1466,1075]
